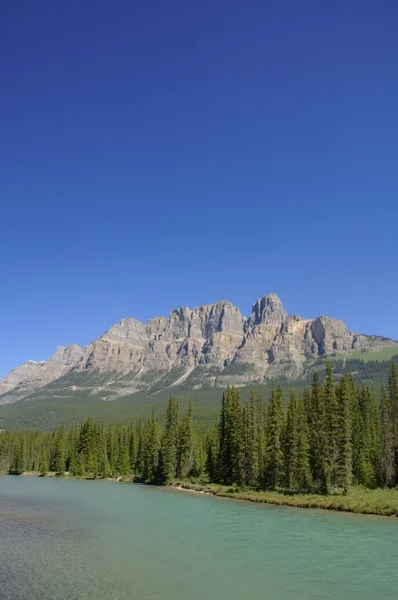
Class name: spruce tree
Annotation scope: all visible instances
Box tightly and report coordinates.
[205,427,219,482]
[176,401,194,480]
[142,408,159,481]
[244,391,260,487]
[53,423,66,475]
[296,397,312,489]
[323,360,338,486]
[264,385,286,489]
[284,390,299,489]
[12,436,26,474]
[388,362,398,485]
[335,375,353,492]
[160,397,179,481]
[379,384,395,487]
[39,447,49,476]
[308,372,329,492]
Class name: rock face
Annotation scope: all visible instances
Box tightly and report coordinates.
[1,294,397,403]
[0,345,83,398]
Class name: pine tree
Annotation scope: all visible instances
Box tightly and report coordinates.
[244,391,261,487]
[217,389,229,482]
[205,427,219,482]
[323,360,338,486]
[39,447,49,476]
[53,423,66,475]
[116,428,130,476]
[388,362,398,485]
[129,427,137,475]
[379,384,395,487]
[335,375,353,492]
[176,401,194,480]
[284,391,299,489]
[12,436,26,474]
[264,385,286,489]
[353,386,378,487]
[308,372,329,492]
[228,387,245,486]
[141,408,159,481]
[160,397,179,481]
[296,397,312,489]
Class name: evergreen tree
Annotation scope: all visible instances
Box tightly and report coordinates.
[12,436,26,474]
[284,390,299,489]
[244,391,261,487]
[308,372,329,492]
[39,447,49,476]
[176,401,194,479]
[205,427,219,482]
[335,375,353,492]
[388,362,398,485]
[264,385,286,489]
[296,397,312,489]
[160,397,179,481]
[53,423,66,475]
[141,408,159,481]
[379,384,395,487]
[323,360,338,486]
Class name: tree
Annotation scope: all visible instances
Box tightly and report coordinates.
[53,423,66,475]
[264,385,286,489]
[12,436,26,474]
[141,408,159,481]
[388,362,398,485]
[335,375,353,492]
[176,401,194,479]
[284,391,299,489]
[296,397,312,489]
[244,391,261,487]
[205,427,219,482]
[39,447,49,476]
[217,387,244,486]
[308,372,329,492]
[160,397,179,481]
[323,360,338,486]
[379,385,395,487]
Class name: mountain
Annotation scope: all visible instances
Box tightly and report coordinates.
[1,293,397,405]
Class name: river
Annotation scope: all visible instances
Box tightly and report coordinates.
[0,476,397,599]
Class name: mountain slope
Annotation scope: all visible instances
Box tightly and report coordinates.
[1,293,397,405]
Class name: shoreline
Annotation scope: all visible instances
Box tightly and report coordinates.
[2,472,398,517]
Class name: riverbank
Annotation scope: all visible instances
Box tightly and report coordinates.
[2,472,398,516]
[170,482,398,516]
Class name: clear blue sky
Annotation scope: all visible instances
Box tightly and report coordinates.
[1,0,397,378]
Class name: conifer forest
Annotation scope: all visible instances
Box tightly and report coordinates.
[1,362,398,497]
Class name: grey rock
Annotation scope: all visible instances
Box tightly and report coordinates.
[1,294,397,403]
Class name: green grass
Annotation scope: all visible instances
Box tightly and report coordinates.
[5,472,398,517]
[348,345,398,362]
[172,482,398,516]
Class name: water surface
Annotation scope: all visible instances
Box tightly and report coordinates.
[0,476,397,599]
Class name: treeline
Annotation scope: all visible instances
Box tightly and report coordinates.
[1,362,398,495]
[0,401,202,482]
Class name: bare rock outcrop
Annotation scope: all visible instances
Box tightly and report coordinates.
[1,293,397,402]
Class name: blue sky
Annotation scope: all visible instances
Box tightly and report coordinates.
[1,0,397,378]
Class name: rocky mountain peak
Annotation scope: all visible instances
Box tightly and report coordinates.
[1,293,397,404]
[248,293,287,326]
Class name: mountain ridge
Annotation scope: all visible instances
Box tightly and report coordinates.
[1,293,397,404]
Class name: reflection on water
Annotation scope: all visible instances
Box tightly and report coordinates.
[0,476,397,600]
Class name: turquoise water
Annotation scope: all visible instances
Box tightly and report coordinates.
[0,477,397,599]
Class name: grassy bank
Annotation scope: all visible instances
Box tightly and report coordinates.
[4,471,398,517]
[170,481,398,517]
